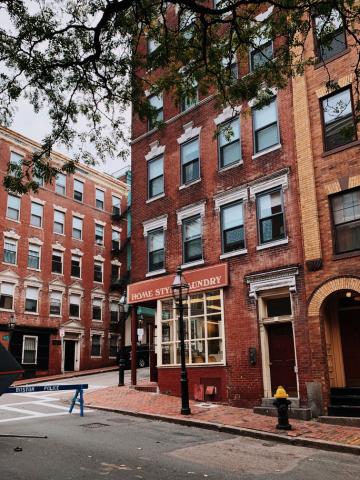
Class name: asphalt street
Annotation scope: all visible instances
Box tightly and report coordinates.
[0,371,359,480]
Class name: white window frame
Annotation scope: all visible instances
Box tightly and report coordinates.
[54,209,65,235]
[49,290,62,316]
[55,172,66,195]
[252,96,280,157]
[72,216,83,240]
[22,335,38,364]
[10,151,24,165]
[95,223,104,245]
[28,243,41,270]
[0,282,15,311]
[92,297,103,322]
[95,188,105,210]
[25,286,39,314]
[73,179,84,202]
[110,301,119,324]
[30,201,44,228]
[112,195,121,216]
[6,195,20,222]
[109,335,119,358]
[3,238,18,265]
[69,293,81,318]
[94,260,103,283]
[71,254,82,278]
[51,249,63,274]
[90,332,103,358]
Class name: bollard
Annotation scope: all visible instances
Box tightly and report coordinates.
[118,349,126,387]
[273,386,292,430]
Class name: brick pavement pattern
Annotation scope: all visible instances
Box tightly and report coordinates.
[85,385,360,448]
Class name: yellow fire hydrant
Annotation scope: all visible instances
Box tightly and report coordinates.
[273,386,292,430]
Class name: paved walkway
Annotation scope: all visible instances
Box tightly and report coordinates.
[85,385,360,455]
[14,365,118,385]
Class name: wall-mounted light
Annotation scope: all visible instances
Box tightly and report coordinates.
[346,292,352,298]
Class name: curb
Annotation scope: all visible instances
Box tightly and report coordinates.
[14,367,118,386]
[86,404,360,456]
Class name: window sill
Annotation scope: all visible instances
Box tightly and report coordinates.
[95,243,104,247]
[92,320,103,323]
[256,237,288,251]
[314,48,350,69]
[71,276,82,280]
[252,144,281,160]
[53,232,65,237]
[158,363,225,368]
[218,160,243,173]
[0,308,14,312]
[50,314,61,318]
[146,269,166,278]
[51,272,64,276]
[321,139,360,158]
[181,259,205,270]
[6,218,20,223]
[146,193,165,204]
[220,249,247,260]
[179,178,201,190]
[332,250,360,261]
[2,262,17,267]
[28,268,41,272]
[72,237,83,242]
[24,311,39,316]
[30,225,43,230]
[90,356,102,359]
[69,317,81,321]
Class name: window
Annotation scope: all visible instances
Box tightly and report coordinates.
[69,294,81,318]
[72,216,83,240]
[181,138,200,185]
[33,173,44,187]
[112,230,121,251]
[71,255,81,278]
[7,195,20,221]
[218,118,241,168]
[95,224,104,245]
[25,286,39,313]
[148,95,163,131]
[109,336,118,357]
[50,291,62,315]
[147,37,159,56]
[0,282,14,310]
[253,97,279,153]
[55,173,66,195]
[96,188,105,209]
[265,296,292,317]
[52,250,63,274]
[94,261,103,283]
[331,188,360,254]
[220,202,245,253]
[250,33,273,71]
[91,334,101,357]
[30,202,43,228]
[222,53,238,80]
[321,88,355,151]
[111,264,120,281]
[22,336,38,364]
[92,298,102,321]
[112,196,121,216]
[148,228,165,272]
[257,189,285,244]
[314,10,346,62]
[74,179,84,202]
[181,88,198,112]
[148,156,164,198]
[10,151,23,165]
[28,244,40,270]
[160,290,224,366]
[182,215,203,263]
[54,210,65,234]
[110,302,119,323]
[3,239,17,265]
[180,11,196,40]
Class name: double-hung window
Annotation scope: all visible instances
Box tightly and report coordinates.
[182,215,203,264]
[96,188,105,209]
[109,336,118,357]
[112,230,120,251]
[253,97,279,153]
[3,239,17,265]
[321,88,356,151]
[10,151,23,166]
[181,87,198,112]
[148,156,164,198]
[22,336,38,364]
[71,255,81,278]
[30,202,43,228]
[250,31,273,71]
[7,195,20,221]
[69,294,81,318]
[50,291,62,316]
[331,188,360,254]
[257,189,285,244]
[54,210,65,234]
[94,261,103,283]
[91,335,101,357]
[52,250,63,274]
[148,95,163,131]
[112,196,121,216]
[28,244,40,270]
[110,302,119,323]
[55,173,66,195]
[181,138,200,185]
[92,298,102,321]
[72,216,83,240]
[25,287,39,313]
[220,202,245,253]
[111,264,120,281]
[147,37,159,57]
[148,228,165,272]
[218,118,241,168]
[73,179,84,202]
[0,282,14,310]
[314,10,346,62]
[95,224,104,245]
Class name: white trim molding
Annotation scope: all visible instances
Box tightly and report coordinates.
[143,214,168,236]
[111,259,122,267]
[145,140,166,161]
[246,266,299,299]
[54,204,67,213]
[29,237,43,246]
[94,254,105,262]
[30,196,45,205]
[3,230,20,240]
[214,105,242,126]
[214,186,247,211]
[248,87,278,108]
[249,169,289,200]
[72,212,85,219]
[52,242,66,252]
[95,219,106,227]
[177,121,201,145]
[71,248,84,256]
[176,201,206,225]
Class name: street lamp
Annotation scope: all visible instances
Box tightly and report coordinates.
[7,314,16,348]
[171,266,191,415]
[118,292,129,387]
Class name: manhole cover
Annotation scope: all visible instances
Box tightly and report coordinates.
[80,422,110,429]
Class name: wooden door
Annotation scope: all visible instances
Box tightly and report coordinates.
[339,309,360,387]
[64,340,76,372]
[267,323,297,397]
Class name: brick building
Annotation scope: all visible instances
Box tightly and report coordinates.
[129,4,314,411]
[0,127,128,378]
[293,10,360,415]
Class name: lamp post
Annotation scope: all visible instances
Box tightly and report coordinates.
[171,266,191,415]
[118,293,129,387]
[7,314,16,350]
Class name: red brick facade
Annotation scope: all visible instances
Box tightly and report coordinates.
[0,127,128,378]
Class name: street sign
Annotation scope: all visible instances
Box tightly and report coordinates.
[0,342,23,396]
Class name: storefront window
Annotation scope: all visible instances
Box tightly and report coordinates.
[159,289,224,366]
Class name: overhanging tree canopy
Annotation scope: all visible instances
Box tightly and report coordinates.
[0,0,359,193]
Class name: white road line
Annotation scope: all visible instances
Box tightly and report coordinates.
[0,399,60,407]
[0,406,46,416]
[36,403,69,411]
[0,411,70,423]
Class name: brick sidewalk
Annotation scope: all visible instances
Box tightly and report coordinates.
[85,385,360,454]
